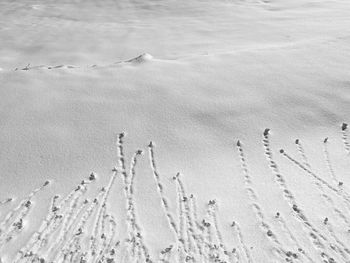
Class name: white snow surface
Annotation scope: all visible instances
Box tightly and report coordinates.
[1,0,350,262]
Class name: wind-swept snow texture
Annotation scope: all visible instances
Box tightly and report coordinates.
[0,0,350,262]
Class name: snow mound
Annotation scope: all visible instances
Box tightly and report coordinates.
[125,53,154,64]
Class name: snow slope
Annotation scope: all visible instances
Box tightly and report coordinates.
[0,0,350,262]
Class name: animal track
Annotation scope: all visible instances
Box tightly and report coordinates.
[1,123,350,262]
[264,130,337,262]
[236,140,289,262]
